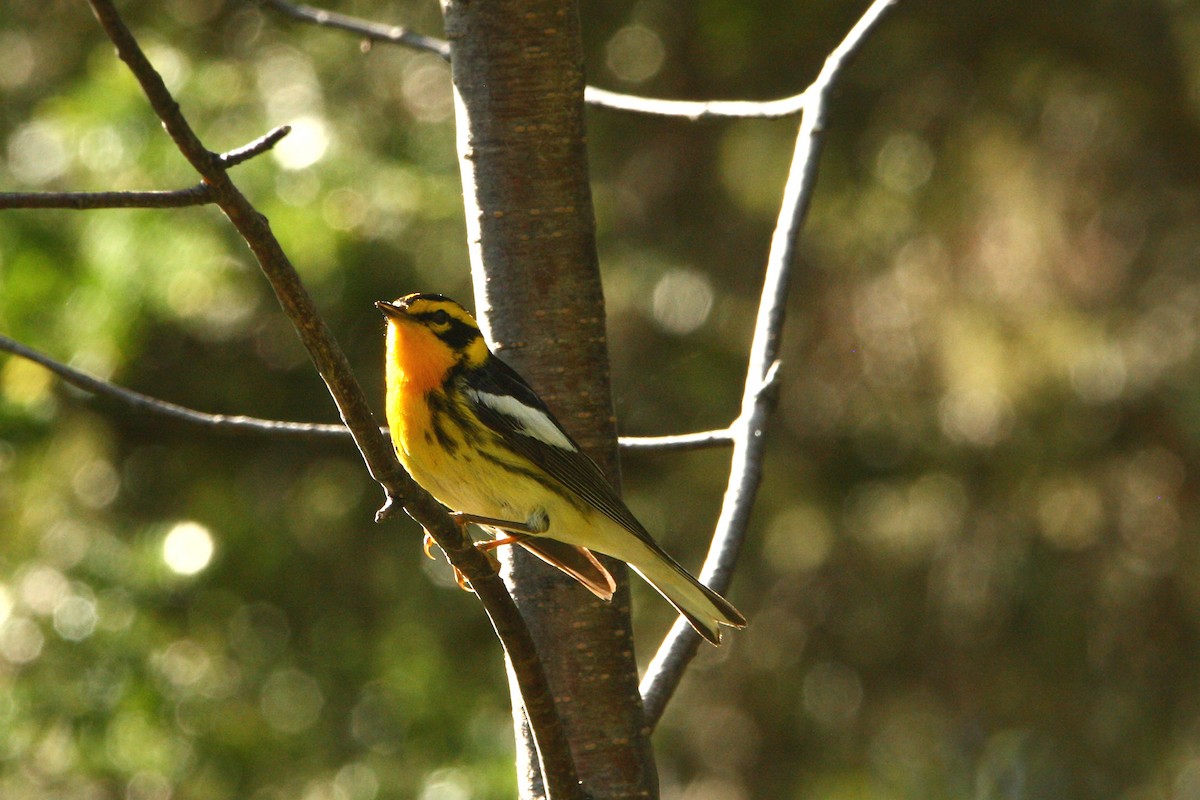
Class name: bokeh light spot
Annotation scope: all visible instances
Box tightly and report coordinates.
[0,617,45,664]
[652,269,714,335]
[53,594,98,641]
[335,763,381,800]
[802,661,864,729]
[0,585,12,626]
[73,457,121,509]
[402,56,454,122]
[605,25,666,84]
[162,522,214,576]
[1,356,53,408]
[418,768,472,800]
[274,116,330,171]
[7,121,68,184]
[875,131,935,194]
[261,668,324,734]
[18,564,70,616]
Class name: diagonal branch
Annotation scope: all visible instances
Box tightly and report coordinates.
[259,0,450,58]
[83,1,582,794]
[260,0,808,120]
[0,333,351,439]
[0,125,291,211]
[218,124,294,167]
[639,0,901,728]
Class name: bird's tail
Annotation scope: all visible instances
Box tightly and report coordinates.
[625,540,746,646]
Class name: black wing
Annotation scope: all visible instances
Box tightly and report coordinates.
[462,354,661,550]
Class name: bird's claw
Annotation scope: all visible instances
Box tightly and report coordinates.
[453,566,474,593]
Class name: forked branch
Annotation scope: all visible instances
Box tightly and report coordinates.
[79,1,583,794]
[261,0,809,120]
[0,126,291,210]
[639,0,901,727]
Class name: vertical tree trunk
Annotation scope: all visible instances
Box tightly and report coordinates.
[440,1,658,798]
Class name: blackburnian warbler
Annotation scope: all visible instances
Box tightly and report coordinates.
[377,293,745,645]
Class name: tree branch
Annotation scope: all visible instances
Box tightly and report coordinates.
[0,332,730,456]
[259,0,450,59]
[583,87,806,120]
[260,0,808,120]
[619,428,735,451]
[639,0,901,728]
[0,333,350,439]
[0,187,213,210]
[218,123,294,167]
[0,125,290,210]
[83,0,581,792]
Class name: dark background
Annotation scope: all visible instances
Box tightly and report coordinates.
[2,1,1199,797]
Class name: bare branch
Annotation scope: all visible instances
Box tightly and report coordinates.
[639,0,901,728]
[0,125,290,211]
[617,428,734,451]
[260,0,808,120]
[83,0,581,790]
[0,187,213,210]
[0,334,350,439]
[1,332,731,458]
[259,0,450,59]
[219,124,293,167]
[583,87,806,120]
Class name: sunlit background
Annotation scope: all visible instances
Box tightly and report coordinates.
[3,1,1200,798]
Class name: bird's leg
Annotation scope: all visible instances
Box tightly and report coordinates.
[421,510,485,560]
[427,512,548,592]
[476,532,532,552]
[450,511,547,556]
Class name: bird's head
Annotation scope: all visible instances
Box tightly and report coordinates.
[377,293,489,391]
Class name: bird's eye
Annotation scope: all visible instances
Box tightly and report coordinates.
[430,309,450,326]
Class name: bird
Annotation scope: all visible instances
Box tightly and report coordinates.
[377,292,746,645]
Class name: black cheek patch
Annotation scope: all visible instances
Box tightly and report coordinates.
[438,319,481,351]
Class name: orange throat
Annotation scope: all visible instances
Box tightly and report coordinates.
[385,321,457,397]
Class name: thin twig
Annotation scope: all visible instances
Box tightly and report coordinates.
[639,0,901,728]
[0,125,291,210]
[0,187,213,210]
[259,0,450,59]
[583,87,806,120]
[260,0,808,120]
[618,428,734,451]
[0,334,350,439]
[219,124,293,167]
[83,1,581,792]
[0,332,732,453]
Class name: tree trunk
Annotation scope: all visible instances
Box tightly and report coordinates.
[440,0,658,798]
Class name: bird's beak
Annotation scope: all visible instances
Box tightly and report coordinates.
[376,300,407,321]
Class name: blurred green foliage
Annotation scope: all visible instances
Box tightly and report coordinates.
[3,0,1200,798]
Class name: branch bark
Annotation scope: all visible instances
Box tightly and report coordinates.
[82,0,581,793]
[638,0,901,728]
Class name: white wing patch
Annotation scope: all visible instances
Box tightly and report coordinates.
[467,389,578,452]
